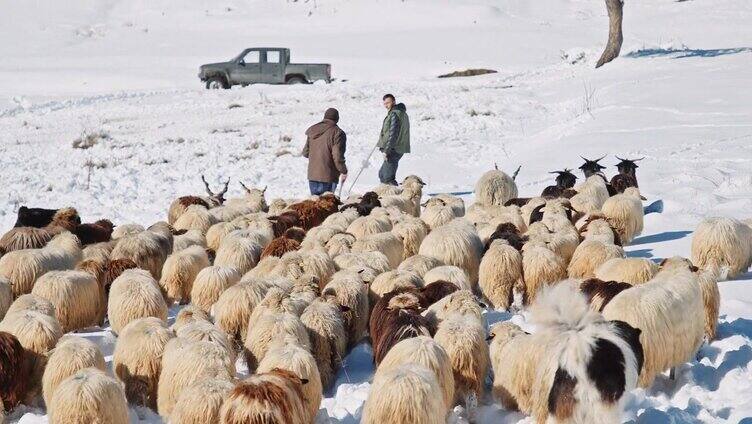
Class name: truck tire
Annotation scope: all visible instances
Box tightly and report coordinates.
[206,76,229,89]
[286,76,307,85]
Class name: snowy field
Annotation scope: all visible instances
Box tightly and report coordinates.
[2,0,752,423]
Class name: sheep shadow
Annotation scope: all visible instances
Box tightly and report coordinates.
[626,249,654,258]
[626,47,752,59]
[630,231,692,246]
[716,317,752,340]
[689,344,752,391]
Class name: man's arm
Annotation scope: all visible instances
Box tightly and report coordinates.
[385,111,400,152]
[302,137,310,158]
[331,131,348,176]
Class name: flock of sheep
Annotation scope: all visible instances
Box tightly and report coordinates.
[0,155,750,423]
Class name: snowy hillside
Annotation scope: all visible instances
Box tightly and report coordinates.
[2,0,752,423]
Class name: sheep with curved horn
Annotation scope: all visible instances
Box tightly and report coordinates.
[201,175,230,204]
[611,157,643,192]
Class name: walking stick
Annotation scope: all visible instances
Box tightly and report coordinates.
[346,142,380,196]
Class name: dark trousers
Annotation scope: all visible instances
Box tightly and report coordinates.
[309,180,337,195]
[378,151,403,185]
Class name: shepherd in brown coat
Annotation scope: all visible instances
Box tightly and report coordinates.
[303,108,348,195]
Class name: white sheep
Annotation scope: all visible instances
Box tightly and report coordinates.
[392,219,430,260]
[211,277,273,346]
[213,234,263,275]
[270,250,336,288]
[419,219,484,285]
[111,226,171,279]
[397,254,443,278]
[423,265,472,291]
[361,364,447,424]
[190,266,241,313]
[112,317,174,409]
[300,297,348,389]
[42,335,106,408]
[169,377,234,424]
[108,269,168,335]
[0,310,63,402]
[434,313,489,416]
[257,340,323,424]
[206,221,242,252]
[243,311,311,372]
[691,216,752,279]
[157,338,235,418]
[173,229,207,252]
[474,169,518,207]
[322,270,370,348]
[48,368,129,424]
[5,293,56,318]
[351,231,404,270]
[603,257,704,387]
[333,251,392,274]
[601,187,644,245]
[173,204,218,235]
[479,239,523,310]
[346,214,393,239]
[594,257,658,285]
[423,289,484,327]
[521,242,567,304]
[432,193,465,217]
[159,245,210,304]
[378,335,455,410]
[0,278,12,320]
[111,223,145,240]
[420,198,457,230]
[0,232,82,297]
[31,270,101,333]
[369,270,424,306]
[567,239,625,279]
[324,232,356,257]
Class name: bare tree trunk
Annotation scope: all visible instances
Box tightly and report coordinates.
[596,0,624,68]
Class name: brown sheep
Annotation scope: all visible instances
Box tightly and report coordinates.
[370,289,434,366]
[219,368,308,424]
[287,193,342,230]
[74,219,115,246]
[0,331,31,412]
[420,280,460,307]
[261,227,306,259]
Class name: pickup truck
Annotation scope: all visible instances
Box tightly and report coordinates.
[198,48,332,89]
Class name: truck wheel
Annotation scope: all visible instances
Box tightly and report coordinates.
[286,76,307,85]
[206,77,229,89]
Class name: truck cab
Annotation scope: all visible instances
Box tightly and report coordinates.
[199,48,331,88]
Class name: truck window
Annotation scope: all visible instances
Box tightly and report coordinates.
[266,50,281,64]
[242,51,260,64]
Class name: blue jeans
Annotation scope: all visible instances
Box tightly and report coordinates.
[378,151,403,185]
[309,180,337,195]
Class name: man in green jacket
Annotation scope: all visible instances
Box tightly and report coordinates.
[376,93,410,185]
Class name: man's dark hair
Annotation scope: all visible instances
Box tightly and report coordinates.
[383,94,395,101]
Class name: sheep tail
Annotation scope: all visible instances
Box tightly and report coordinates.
[529,281,600,333]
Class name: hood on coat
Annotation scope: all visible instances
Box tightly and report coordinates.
[306,120,336,138]
[395,103,407,112]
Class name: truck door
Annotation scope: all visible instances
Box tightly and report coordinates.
[229,50,262,84]
[261,49,285,84]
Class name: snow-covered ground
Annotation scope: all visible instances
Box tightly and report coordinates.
[2,0,752,422]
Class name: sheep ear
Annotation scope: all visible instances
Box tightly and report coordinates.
[300,378,309,385]
[485,334,495,341]
[339,305,351,312]
[659,258,668,267]
[262,185,267,194]
[690,265,699,272]
[478,302,487,308]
